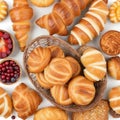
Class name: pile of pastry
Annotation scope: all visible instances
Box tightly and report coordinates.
[27,45,107,106]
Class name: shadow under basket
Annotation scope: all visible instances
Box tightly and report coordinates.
[23,35,107,112]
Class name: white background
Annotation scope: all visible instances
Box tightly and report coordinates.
[0,0,120,120]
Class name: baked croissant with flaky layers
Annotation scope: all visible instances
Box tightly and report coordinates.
[10,0,33,51]
[36,0,91,35]
[0,87,12,118]
[0,0,8,22]
[12,83,42,119]
[44,58,72,85]
[68,0,108,45]
[27,47,51,73]
[34,106,68,120]
[81,47,106,82]
[50,85,72,105]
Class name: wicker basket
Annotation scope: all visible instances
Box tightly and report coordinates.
[23,35,107,112]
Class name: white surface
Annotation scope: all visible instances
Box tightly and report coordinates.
[0,0,120,120]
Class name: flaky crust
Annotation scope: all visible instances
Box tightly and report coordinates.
[12,83,42,119]
[68,76,95,105]
[72,100,109,120]
[27,47,51,73]
[0,87,13,118]
[108,56,120,80]
[34,107,68,120]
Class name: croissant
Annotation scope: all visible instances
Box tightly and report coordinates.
[9,0,33,51]
[68,0,108,45]
[50,85,72,105]
[30,0,54,7]
[0,87,12,118]
[81,47,106,82]
[36,0,91,35]
[12,83,42,119]
[0,0,8,22]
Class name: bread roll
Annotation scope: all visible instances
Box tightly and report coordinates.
[68,76,95,105]
[50,85,72,105]
[27,47,51,73]
[44,58,72,85]
[34,107,68,120]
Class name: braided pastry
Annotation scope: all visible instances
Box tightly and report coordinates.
[36,0,91,35]
[81,47,106,82]
[0,87,12,118]
[109,0,120,23]
[0,0,8,22]
[50,85,72,105]
[12,83,42,119]
[68,0,108,45]
[10,0,33,51]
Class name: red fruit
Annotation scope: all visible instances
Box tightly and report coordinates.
[8,44,12,49]
[1,45,8,52]
[1,52,7,58]
[0,32,3,37]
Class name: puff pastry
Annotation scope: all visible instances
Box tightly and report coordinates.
[109,86,120,114]
[44,58,72,85]
[0,0,8,22]
[50,85,72,105]
[12,83,42,119]
[27,47,51,73]
[0,87,12,118]
[81,47,106,82]
[48,45,65,58]
[68,76,95,105]
[109,0,120,23]
[34,106,68,120]
[66,56,81,77]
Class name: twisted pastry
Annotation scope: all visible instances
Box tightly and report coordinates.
[12,83,42,119]
[0,87,12,118]
[81,47,106,82]
[50,85,72,105]
[0,0,8,22]
[109,0,120,23]
[68,0,108,45]
[10,0,33,51]
[36,0,91,35]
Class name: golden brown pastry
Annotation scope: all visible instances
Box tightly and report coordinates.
[72,100,109,120]
[36,0,91,35]
[27,47,51,73]
[44,58,72,85]
[100,30,120,56]
[0,87,12,118]
[108,56,120,80]
[68,76,95,105]
[10,0,33,51]
[12,83,42,119]
[109,86,120,114]
[50,85,72,105]
[30,0,54,7]
[66,56,81,77]
[34,106,68,120]
[0,0,8,22]
[48,45,65,58]
[109,0,120,23]
[81,47,106,82]
[68,0,108,45]
[36,72,53,89]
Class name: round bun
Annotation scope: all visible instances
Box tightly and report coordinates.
[68,76,95,105]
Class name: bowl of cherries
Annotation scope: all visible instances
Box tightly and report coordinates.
[0,59,21,85]
[0,30,14,59]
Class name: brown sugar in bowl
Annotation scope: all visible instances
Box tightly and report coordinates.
[23,35,107,112]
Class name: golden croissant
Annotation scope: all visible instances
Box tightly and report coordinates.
[68,0,108,45]
[0,87,13,118]
[0,0,8,22]
[12,83,42,119]
[10,0,33,51]
[36,0,91,35]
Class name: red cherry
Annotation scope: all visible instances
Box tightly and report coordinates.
[1,75,5,79]
[3,32,10,39]
[8,44,13,49]
[1,52,7,58]
[5,38,12,44]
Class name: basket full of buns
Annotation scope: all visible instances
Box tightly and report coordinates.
[23,35,107,112]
